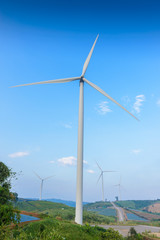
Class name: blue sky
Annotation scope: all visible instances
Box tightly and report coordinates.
[0,0,160,202]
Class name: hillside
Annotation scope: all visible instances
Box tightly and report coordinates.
[115,200,157,210]
[22,198,89,207]
[144,202,160,214]
[84,201,112,210]
[14,200,116,224]
[46,198,89,207]
[14,199,70,212]
[1,218,126,240]
[84,201,117,218]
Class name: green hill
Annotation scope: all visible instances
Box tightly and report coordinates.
[115,200,158,210]
[1,218,125,240]
[14,199,70,212]
[84,201,112,210]
[14,200,116,224]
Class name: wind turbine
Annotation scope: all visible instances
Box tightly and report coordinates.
[11,35,138,225]
[115,177,122,201]
[96,162,116,202]
[34,172,54,200]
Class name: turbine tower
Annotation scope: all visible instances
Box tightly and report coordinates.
[11,35,138,225]
[97,162,115,202]
[34,172,54,200]
[115,177,122,201]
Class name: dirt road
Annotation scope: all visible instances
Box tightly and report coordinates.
[111,202,125,222]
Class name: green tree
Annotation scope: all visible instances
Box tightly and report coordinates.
[0,162,20,227]
[100,228,124,240]
[127,227,143,240]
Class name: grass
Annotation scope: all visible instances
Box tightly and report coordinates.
[14,200,116,225]
[0,218,124,240]
[14,200,70,212]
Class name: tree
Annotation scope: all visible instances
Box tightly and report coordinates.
[127,227,143,240]
[0,162,20,227]
[100,228,124,240]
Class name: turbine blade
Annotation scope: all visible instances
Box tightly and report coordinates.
[34,171,42,180]
[97,172,102,184]
[44,175,54,181]
[81,35,99,77]
[96,161,102,171]
[10,77,80,88]
[84,78,139,121]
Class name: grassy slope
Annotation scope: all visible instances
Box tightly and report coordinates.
[14,200,116,224]
[14,200,70,212]
[1,218,125,240]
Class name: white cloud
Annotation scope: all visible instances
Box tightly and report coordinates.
[131,149,141,155]
[57,156,88,166]
[58,156,76,166]
[97,101,112,115]
[8,151,29,158]
[83,160,88,164]
[87,169,94,174]
[157,99,160,106]
[133,95,145,113]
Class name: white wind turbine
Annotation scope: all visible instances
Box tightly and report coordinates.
[96,162,116,202]
[115,177,122,201]
[34,172,54,200]
[11,35,138,225]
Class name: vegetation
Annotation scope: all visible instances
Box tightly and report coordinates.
[0,218,146,240]
[0,162,20,227]
[14,199,116,224]
[127,227,143,240]
[116,200,157,210]
[14,199,70,212]
[84,201,112,210]
[0,165,155,239]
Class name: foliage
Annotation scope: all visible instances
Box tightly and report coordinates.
[0,218,125,240]
[0,162,20,227]
[126,227,143,240]
[100,228,124,240]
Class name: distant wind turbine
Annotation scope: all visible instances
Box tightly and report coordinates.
[34,172,54,200]
[11,35,138,225]
[115,177,122,201]
[96,162,116,202]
